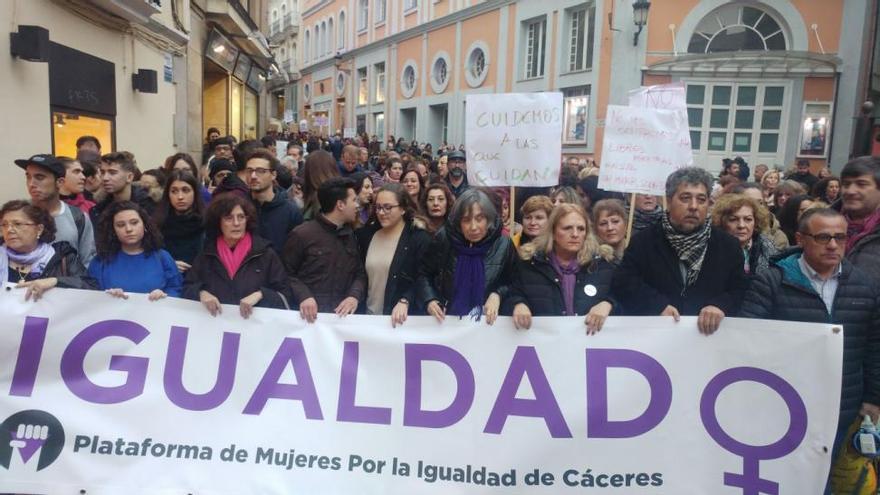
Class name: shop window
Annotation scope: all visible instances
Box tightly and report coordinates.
[52,111,114,158]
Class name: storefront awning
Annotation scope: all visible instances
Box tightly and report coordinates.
[645,51,841,76]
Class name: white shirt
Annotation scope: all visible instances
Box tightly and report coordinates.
[797,255,841,313]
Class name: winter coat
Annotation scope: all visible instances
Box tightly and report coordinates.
[747,233,779,276]
[739,250,880,430]
[505,252,614,316]
[184,235,292,309]
[847,224,880,282]
[36,241,98,289]
[611,222,749,316]
[416,223,516,310]
[282,215,367,312]
[355,220,432,314]
[254,187,304,253]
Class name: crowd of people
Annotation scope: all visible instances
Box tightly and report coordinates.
[2,129,879,490]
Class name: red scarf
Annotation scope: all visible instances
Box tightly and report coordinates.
[845,209,880,253]
[217,232,252,279]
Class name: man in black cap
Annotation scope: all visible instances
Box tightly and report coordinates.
[208,158,237,192]
[15,154,96,266]
[446,150,469,198]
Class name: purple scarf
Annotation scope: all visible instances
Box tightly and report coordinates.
[549,251,579,316]
[449,237,490,316]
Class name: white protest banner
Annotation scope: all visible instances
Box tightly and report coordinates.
[628,81,689,115]
[0,289,841,494]
[344,128,356,139]
[276,140,289,158]
[466,93,563,187]
[598,105,693,195]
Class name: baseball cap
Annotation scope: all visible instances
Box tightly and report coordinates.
[448,150,466,162]
[14,154,66,178]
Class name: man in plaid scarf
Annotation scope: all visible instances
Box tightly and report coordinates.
[612,167,749,334]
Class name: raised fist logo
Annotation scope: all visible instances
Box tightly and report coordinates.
[0,410,64,471]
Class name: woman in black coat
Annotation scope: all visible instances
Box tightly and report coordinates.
[355,183,431,326]
[184,194,292,318]
[507,203,615,334]
[416,188,516,325]
[154,170,206,272]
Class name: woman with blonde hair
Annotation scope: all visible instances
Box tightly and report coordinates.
[507,204,615,334]
[710,194,778,276]
[592,198,627,260]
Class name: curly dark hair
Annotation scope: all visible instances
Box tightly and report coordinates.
[95,201,163,261]
[203,194,258,240]
[0,200,56,244]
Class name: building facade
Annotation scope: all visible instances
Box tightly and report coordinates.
[295,0,871,174]
[0,0,271,204]
[266,0,302,129]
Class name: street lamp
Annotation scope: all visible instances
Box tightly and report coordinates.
[633,0,651,46]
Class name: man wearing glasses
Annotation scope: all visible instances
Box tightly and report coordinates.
[740,207,880,487]
[244,149,302,253]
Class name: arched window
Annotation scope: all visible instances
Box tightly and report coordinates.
[304,30,310,62]
[281,4,286,14]
[339,11,347,50]
[272,10,278,20]
[688,4,787,54]
[321,21,327,56]
[314,24,320,60]
[328,18,335,55]
[292,43,297,63]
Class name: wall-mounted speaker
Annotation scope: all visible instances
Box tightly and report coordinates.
[132,69,158,93]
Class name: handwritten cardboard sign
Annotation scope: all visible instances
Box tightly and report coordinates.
[598,105,692,195]
[465,93,563,187]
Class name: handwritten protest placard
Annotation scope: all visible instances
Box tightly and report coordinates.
[465,93,562,187]
[628,82,688,114]
[598,105,692,195]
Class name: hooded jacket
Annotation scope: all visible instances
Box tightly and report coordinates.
[739,249,880,430]
[254,187,304,253]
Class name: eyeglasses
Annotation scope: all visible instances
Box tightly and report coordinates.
[375,204,400,214]
[0,221,36,231]
[245,167,272,176]
[801,232,848,245]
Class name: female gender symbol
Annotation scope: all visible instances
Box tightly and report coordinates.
[700,367,808,495]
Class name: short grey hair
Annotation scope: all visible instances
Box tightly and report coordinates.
[448,188,498,234]
[665,167,714,198]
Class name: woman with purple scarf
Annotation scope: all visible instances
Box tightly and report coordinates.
[416,188,516,325]
[0,200,96,300]
[506,204,616,334]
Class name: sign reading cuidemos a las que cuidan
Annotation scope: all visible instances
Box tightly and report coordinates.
[0,288,841,494]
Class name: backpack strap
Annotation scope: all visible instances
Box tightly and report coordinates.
[70,204,86,245]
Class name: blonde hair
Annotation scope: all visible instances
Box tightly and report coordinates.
[519,203,612,265]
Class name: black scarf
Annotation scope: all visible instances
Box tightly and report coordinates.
[660,213,711,287]
[162,212,204,241]
[632,206,664,233]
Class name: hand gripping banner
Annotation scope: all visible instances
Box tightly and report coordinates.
[0,288,841,494]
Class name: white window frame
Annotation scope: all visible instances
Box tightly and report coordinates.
[335,72,346,97]
[338,10,347,50]
[400,60,418,99]
[464,41,490,88]
[303,83,311,103]
[357,0,369,32]
[375,0,386,24]
[684,79,792,172]
[430,51,451,93]
[357,67,369,106]
[404,0,418,14]
[523,17,547,80]
[374,63,386,103]
[566,6,593,73]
